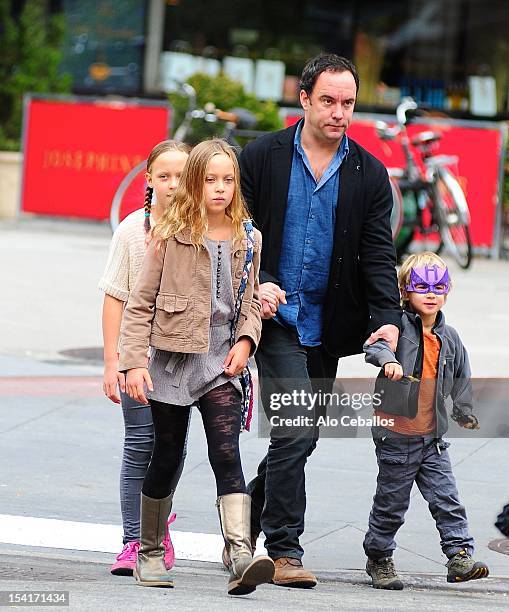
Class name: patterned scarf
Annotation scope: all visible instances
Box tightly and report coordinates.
[230,219,255,431]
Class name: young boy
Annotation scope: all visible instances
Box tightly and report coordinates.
[362,252,489,590]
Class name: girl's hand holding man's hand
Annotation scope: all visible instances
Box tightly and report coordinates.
[260,282,286,319]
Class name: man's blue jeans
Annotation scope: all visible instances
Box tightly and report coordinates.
[247,318,338,560]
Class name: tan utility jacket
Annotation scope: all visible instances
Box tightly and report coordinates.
[119,227,262,371]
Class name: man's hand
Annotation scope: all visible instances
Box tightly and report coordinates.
[260,282,286,319]
[103,361,126,404]
[224,338,252,376]
[365,324,399,352]
[126,368,153,405]
[384,362,403,381]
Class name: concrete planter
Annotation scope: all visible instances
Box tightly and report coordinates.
[0,151,22,219]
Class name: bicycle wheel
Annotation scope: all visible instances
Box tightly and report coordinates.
[394,189,417,261]
[415,188,442,254]
[110,160,148,232]
[389,175,404,240]
[434,169,472,269]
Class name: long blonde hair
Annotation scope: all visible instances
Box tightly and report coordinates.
[152,139,249,246]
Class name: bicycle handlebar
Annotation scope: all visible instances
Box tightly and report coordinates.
[395,97,435,126]
[169,80,197,113]
[396,97,418,126]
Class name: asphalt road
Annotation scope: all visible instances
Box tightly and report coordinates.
[0,217,508,610]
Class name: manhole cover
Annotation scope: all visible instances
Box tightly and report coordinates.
[0,560,101,582]
[488,538,509,556]
[59,347,103,362]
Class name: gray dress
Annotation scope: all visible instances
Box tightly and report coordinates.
[147,238,242,405]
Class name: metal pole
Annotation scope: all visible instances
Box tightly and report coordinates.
[143,0,166,94]
[492,122,508,259]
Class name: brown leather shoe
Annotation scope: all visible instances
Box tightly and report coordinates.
[272,557,317,588]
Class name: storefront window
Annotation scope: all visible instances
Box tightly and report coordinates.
[162,0,357,103]
[61,0,145,95]
[356,0,509,115]
[162,0,509,117]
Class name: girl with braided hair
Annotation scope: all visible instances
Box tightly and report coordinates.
[99,140,190,576]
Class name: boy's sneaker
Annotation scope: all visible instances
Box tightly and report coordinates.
[366,557,404,590]
[163,512,177,570]
[446,550,489,583]
[110,541,139,576]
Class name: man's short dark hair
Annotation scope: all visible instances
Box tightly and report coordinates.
[299,53,359,96]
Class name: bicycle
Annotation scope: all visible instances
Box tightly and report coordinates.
[109,82,262,231]
[377,98,472,269]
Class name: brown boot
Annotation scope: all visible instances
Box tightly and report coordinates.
[134,493,174,588]
[272,557,317,588]
[217,493,275,595]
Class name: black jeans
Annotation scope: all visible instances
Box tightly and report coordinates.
[247,318,338,560]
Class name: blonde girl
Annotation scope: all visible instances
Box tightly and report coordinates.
[99,140,190,575]
[119,139,275,595]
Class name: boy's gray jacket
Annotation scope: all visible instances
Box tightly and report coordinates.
[364,310,473,436]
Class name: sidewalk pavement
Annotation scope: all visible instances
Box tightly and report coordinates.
[0,545,508,611]
[0,217,508,609]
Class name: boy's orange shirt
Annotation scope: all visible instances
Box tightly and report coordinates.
[376,329,440,435]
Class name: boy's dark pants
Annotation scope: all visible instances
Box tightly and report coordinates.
[363,431,474,560]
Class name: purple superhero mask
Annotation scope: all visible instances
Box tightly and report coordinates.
[405,264,450,295]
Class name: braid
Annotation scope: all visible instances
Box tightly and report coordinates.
[143,139,190,238]
[144,185,153,234]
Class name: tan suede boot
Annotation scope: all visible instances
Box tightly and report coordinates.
[217,493,275,595]
[134,493,174,587]
[222,533,258,569]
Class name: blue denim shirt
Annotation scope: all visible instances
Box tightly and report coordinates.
[276,122,349,346]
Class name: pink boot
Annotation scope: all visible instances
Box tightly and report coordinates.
[110,541,140,576]
[162,513,177,570]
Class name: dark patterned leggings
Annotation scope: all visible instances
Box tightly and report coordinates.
[142,382,246,499]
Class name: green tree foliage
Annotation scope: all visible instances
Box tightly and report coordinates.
[0,0,71,150]
[168,72,283,143]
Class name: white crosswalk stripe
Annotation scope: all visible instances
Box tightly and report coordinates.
[0,514,264,562]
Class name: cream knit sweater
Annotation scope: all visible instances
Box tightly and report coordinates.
[98,208,149,302]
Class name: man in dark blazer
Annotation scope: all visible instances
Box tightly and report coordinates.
[238,54,402,588]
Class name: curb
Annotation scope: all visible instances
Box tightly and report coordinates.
[316,568,509,594]
[2,546,506,595]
